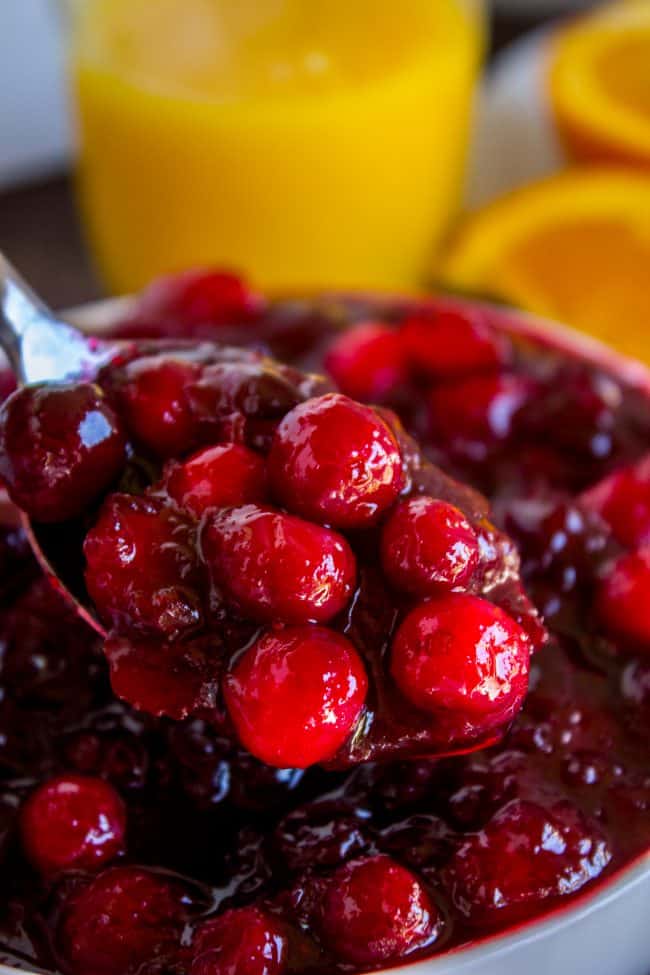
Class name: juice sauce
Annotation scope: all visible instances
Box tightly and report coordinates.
[70,0,483,294]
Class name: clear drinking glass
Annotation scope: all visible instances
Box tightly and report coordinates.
[66,0,485,295]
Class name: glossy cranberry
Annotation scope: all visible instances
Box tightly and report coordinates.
[136,269,263,328]
[378,814,455,870]
[201,504,356,624]
[84,494,203,638]
[59,866,187,974]
[381,496,479,595]
[318,854,436,965]
[444,799,611,925]
[0,383,127,522]
[273,801,370,872]
[110,355,202,457]
[268,393,403,529]
[20,774,125,875]
[429,373,533,447]
[324,322,408,401]
[104,635,220,720]
[188,360,302,448]
[224,626,367,767]
[391,594,530,730]
[400,305,510,378]
[165,444,267,517]
[582,453,650,548]
[596,548,650,648]
[191,907,288,975]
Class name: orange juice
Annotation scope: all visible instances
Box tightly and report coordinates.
[70,0,484,294]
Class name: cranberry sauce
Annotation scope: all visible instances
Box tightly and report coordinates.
[0,339,543,769]
[0,271,647,975]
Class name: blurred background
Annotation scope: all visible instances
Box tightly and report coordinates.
[1,0,648,357]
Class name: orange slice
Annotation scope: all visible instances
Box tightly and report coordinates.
[439,168,650,360]
[549,1,650,166]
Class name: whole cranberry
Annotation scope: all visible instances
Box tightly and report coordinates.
[429,373,533,447]
[596,548,650,648]
[84,494,203,639]
[59,866,188,974]
[136,269,263,329]
[273,801,370,872]
[324,322,408,401]
[381,496,479,595]
[268,393,403,530]
[224,625,367,767]
[110,355,202,457]
[318,854,436,965]
[200,504,356,624]
[582,454,650,548]
[104,634,220,720]
[390,593,530,730]
[0,383,127,522]
[400,304,510,378]
[444,799,611,925]
[20,774,126,875]
[165,444,267,517]
[378,813,455,869]
[191,907,288,975]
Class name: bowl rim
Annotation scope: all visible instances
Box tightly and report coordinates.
[1,293,647,975]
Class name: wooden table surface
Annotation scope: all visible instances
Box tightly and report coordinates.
[0,7,563,310]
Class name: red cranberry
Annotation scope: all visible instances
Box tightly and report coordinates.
[381,496,479,595]
[59,866,187,974]
[390,593,530,730]
[429,373,533,447]
[324,322,408,401]
[582,454,650,548]
[318,854,436,965]
[84,494,203,638]
[378,814,455,870]
[201,505,356,624]
[268,393,403,529]
[20,775,125,875]
[188,361,301,446]
[136,269,263,329]
[104,635,220,720]
[165,444,267,517]
[400,305,510,378]
[0,383,127,522]
[224,626,367,767]
[444,799,612,925]
[111,356,203,457]
[596,548,650,648]
[191,907,288,975]
[273,801,370,872]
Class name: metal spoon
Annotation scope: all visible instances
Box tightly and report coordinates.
[0,252,120,634]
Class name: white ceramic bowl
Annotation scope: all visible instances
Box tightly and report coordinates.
[1,298,648,975]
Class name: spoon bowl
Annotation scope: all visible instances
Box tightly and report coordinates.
[0,253,128,633]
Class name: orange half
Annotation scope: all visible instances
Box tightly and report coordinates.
[550,1,650,166]
[440,168,650,360]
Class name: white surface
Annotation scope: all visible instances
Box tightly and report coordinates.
[0,0,70,187]
[467,26,564,207]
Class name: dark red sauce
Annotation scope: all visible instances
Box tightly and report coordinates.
[0,272,647,975]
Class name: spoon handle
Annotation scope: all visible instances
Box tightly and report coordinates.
[0,252,112,385]
[0,253,51,380]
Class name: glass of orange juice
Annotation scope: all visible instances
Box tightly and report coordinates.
[66,0,485,295]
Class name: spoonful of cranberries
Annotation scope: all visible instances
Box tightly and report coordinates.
[0,253,545,769]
